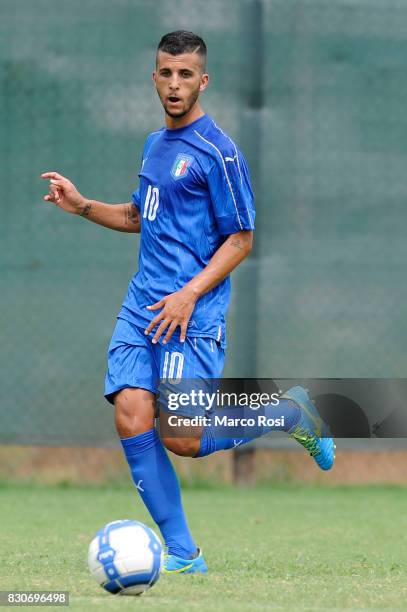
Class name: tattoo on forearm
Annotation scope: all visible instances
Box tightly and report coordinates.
[230,238,245,250]
[229,232,252,251]
[80,202,92,217]
[125,204,140,226]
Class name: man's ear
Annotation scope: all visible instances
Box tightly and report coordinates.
[199,73,209,92]
[152,71,157,84]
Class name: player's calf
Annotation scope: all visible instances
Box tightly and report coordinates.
[114,387,156,437]
[159,407,202,456]
[161,436,201,457]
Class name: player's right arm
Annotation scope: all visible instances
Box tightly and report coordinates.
[40,171,140,233]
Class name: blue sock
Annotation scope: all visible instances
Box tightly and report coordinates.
[121,428,197,559]
[196,399,301,457]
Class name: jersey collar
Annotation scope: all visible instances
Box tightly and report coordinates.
[163,114,209,139]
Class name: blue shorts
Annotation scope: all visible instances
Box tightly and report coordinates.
[104,318,226,415]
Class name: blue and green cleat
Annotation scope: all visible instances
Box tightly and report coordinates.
[281,385,336,471]
[162,548,208,574]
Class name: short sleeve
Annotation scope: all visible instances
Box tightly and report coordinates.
[131,188,141,211]
[130,137,149,211]
[207,149,255,235]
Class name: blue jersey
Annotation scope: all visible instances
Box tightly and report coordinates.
[119,114,255,348]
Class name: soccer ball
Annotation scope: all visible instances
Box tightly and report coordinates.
[88,519,163,596]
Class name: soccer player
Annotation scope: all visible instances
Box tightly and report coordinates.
[41,30,334,574]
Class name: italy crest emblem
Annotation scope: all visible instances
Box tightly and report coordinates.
[171,153,194,180]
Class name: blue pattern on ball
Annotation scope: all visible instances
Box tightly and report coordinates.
[93,519,162,594]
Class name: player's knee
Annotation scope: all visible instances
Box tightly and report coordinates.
[114,389,155,438]
[162,437,201,457]
[115,406,152,438]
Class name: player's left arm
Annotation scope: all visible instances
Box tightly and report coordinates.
[144,229,253,344]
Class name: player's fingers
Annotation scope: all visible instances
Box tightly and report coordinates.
[42,174,67,189]
[162,321,178,345]
[151,319,170,344]
[41,172,65,180]
[147,299,165,311]
[48,185,60,203]
[180,323,188,343]
[49,179,66,188]
[144,312,165,335]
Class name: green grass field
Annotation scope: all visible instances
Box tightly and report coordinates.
[1,481,406,611]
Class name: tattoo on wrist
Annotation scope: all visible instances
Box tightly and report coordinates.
[80,202,92,217]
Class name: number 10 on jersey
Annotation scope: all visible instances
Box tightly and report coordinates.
[143,185,159,221]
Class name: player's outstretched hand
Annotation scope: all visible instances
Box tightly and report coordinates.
[41,171,86,215]
[144,287,198,344]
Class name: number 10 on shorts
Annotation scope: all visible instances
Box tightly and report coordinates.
[162,351,184,383]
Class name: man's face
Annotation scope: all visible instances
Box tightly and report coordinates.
[153,51,209,119]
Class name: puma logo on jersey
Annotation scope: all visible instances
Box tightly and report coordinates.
[135,479,144,492]
[224,155,237,162]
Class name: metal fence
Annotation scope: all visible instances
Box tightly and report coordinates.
[1,0,406,447]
